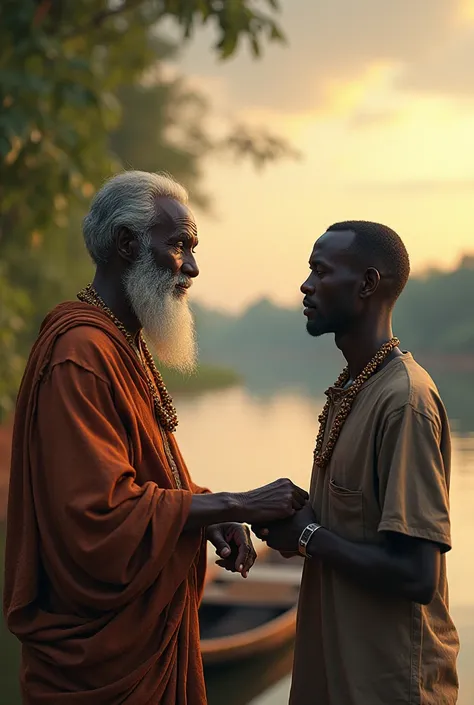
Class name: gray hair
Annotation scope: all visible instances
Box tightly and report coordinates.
[82,170,188,264]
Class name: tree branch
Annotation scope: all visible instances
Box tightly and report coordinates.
[62,0,150,39]
[33,0,53,27]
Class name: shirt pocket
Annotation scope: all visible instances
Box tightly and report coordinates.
[327,478,365,542]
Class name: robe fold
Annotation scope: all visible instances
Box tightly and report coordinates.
[3,302,208,704]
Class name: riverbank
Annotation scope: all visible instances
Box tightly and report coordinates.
[161,363,241,395]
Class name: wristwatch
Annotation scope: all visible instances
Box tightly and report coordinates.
[298,522,322,558]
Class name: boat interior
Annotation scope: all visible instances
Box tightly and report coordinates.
[200,549,302,640]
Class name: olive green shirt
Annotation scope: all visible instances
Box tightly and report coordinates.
[290,353,459,705]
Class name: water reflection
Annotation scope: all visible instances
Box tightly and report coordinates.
[231,364,474,436]
[175,387,474,705]
[1,384,473,704]
[205,644,294,705]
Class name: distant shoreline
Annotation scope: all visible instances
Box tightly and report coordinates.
[1,354,473,521]
[161,363,241,395]
[416,353,474,373]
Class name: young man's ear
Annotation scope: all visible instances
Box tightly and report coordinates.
[360,267,381,298]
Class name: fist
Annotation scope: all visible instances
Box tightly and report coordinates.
[240,478,308,525]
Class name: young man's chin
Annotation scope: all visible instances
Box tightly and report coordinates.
[306,321,328,338]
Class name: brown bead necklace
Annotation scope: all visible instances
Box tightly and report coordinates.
[314,337,400,469]
[77,284,179,434]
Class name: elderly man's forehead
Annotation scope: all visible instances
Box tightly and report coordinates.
[155,196,194,225]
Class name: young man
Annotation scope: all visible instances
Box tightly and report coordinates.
[3,171,308,705]
[254,221,459,705]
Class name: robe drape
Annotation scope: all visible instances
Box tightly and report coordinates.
[3,302,208,704]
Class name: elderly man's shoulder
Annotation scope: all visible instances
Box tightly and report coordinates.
[50,324,123,375]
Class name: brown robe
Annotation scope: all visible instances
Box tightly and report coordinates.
[3,302,209,704]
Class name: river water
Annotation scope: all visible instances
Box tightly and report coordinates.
[174,386,474,705]
[1,384,472,703]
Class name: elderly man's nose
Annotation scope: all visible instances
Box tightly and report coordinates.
[182,256,199,278]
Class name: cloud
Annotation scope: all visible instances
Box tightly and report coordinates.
[398,27,474,98]
[174,0,459,114]
[345,178,474,194]
[346,107,404,130]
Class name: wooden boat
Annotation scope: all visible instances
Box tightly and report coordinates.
[204,640,295,705]
[199,542,303,666]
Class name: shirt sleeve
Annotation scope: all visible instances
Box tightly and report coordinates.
[377,403,452,552]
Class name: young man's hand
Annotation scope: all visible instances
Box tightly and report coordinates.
[252,503,317,553]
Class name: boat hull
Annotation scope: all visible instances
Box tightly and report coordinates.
[199,544,302,666]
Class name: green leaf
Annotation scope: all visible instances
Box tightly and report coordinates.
[0,137,11,156]
[0,0,290,416]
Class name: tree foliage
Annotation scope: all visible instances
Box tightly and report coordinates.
[0,0,293,420]
[0,0,287,240]
[393,256,474,354]
[0,265,32,419]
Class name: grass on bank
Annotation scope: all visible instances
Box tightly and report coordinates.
[160,363,241,395]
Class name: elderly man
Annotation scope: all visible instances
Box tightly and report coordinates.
[3,171,307,705]
[254,221,459,705]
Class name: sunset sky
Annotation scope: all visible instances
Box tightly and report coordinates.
[169,0,474,311]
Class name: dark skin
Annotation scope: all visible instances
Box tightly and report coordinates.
[90,196,309,578]
[92,197,200,339]
[253,507,439,604]
[253,229,440,604]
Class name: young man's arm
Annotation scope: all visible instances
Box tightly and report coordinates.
[306,527,440,604]
[255,402,451,604]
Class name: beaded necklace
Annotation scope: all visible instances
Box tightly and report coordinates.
[77,284,183,488]
[314,337,400,468]
[77,284,179,433]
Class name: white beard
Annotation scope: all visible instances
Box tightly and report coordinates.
[123,248,197,373]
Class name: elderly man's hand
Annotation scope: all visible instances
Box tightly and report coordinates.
[206,523,257,579]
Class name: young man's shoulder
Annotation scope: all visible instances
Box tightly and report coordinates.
[377,354,446,424]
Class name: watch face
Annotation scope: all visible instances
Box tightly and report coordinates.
[300,530,307,544]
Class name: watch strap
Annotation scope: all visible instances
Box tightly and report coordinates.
[298,522,322,558]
